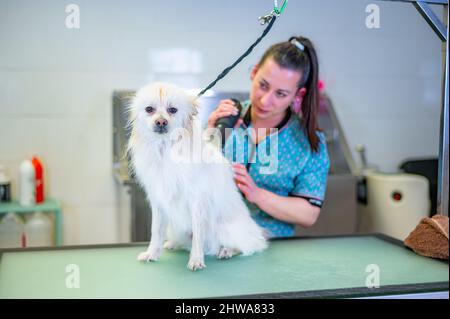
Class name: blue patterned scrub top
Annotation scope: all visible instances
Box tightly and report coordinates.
[223,101,330,238]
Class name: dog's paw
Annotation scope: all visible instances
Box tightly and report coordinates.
[163,241,177,250]
[137,249,161,262]
[217,247,235,259]
[187,257,206,271]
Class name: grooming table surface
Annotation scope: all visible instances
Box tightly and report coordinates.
[0,235,448,298]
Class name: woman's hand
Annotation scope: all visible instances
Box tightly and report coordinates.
[207,99,243,129]
[232,163,263,204]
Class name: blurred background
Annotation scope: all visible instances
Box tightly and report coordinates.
[0,0,445,246]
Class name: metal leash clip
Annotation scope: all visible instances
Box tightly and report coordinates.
[258,11,275,25]
[258,0,288,25]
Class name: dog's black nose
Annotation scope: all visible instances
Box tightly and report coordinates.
[155,118,168,128]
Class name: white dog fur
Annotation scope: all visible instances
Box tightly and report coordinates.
[127,82,267,271]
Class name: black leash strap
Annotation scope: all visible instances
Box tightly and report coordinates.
[197,15,277,97]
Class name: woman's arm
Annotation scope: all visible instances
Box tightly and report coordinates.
[254,188,320,227]
[232,164,320,228]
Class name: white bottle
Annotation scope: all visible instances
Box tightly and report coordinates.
[0,213,25,248]
[25,212,54,247]
[20,159,35,206]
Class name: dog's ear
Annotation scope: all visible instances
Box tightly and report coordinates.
[189,95,199,116]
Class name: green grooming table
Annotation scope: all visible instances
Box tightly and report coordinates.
[0,235,448,299]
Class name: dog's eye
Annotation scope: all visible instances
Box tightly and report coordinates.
[167,107,178,114]
[145,106,155,113]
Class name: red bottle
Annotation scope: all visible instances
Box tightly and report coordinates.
[31,156,44,203]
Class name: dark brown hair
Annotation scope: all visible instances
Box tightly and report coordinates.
[258,36,320,152]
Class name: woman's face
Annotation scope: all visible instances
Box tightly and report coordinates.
[250,57,302,122]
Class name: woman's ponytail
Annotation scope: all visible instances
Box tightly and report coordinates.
[294,36,320,153]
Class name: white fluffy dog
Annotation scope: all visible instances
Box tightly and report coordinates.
[127,82,267,271]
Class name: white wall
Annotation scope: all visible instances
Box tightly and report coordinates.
[0,0,443,244]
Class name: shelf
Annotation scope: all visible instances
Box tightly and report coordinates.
[0,199,63,246]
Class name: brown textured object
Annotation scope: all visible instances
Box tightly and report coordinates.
[404,215,449,260]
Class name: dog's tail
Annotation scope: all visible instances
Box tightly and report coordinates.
[220,214,268,256]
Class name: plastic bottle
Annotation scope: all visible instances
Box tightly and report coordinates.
[24,212,54,247]
[31,157,44,203]
[0,165,12,203]
[0,213,25,248]
[20,159,35,206]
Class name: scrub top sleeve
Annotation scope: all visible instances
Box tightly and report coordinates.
[291,133,330,201]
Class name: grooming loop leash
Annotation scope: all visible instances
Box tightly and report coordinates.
[197,0,288,97]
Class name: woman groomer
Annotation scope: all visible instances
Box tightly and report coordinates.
[208,36,330,238]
